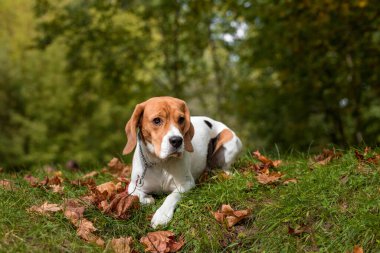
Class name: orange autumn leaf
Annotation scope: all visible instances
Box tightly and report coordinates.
[27,202,62,216]
[140,231,185,253]
[256,172,283,185]
[352,245,364,253]
[213,204,251,228]
[252,150,282,168]
[111,237,135,253]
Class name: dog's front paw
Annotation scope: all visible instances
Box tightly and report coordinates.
[151,206,174,228]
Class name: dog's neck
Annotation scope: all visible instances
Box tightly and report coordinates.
[137,134,160,166]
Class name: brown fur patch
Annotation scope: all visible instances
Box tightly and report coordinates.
[212,129,234,156]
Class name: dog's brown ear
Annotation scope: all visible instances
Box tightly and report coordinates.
[184,122,194,152]
[212,129,233,156]
[123,102,146,155]
[183,102,194,152]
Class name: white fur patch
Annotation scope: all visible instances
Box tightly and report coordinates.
[159,125,184,159]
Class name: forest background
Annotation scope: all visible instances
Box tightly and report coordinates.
[1,0,379,169]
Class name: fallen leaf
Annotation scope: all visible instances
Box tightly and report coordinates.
[288,224,311,236]
[82,171,99,179]
[217,171,232,181]
[76,218,105,247]
[0,179,15,190]
[352,245,364,253]
[355,148,380,167]
[63,199,104,247]
[50,184,64,194]
[108,157,132,178]
[283,178,298,185]
[24,175,39,186]
[140,231,185,253]
[252,150,282,168]
[213,204,251,228]
[256,172,283,185]
[111,236,134,253]
[104,192,139,219]
[63,199,85,224]
[70,178,96,188]
[313,148,342,166]
[27,202,61,216]
[246,181,254,189]
[96,181,123,199]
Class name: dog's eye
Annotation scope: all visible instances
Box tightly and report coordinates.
[178,116,185,124]
[152,117,162,125]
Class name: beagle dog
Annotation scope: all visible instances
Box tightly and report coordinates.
[123,96,242,228]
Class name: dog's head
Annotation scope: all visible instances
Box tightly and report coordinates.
[123,96,194,159]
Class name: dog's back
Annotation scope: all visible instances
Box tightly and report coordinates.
[189,116,242,179]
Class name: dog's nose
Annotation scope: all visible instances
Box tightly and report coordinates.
[169,136,183,149]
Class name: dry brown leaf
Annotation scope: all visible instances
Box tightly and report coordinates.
[283,178,298,185]
[76,218,105,247]
[111,237,134,253]
[70,177,96,188]
[252,150,282,168]
[96,181,123,199]
[50,184,64,194]
[63,199,85,224]
[256,172,283,185]
[213,204,251,228]
[0,179,15,190]
[140,231,185,253]
[82,171,98,179]
[104,192,139,219]
[27,202,61,216]
[62,199,104,247]
[24,175,39,186]
[108,157,132,178]
[313,148,342,166]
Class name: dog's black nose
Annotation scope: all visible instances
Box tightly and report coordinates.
[169,136,183,149]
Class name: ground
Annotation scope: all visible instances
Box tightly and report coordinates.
[0,149,379,252]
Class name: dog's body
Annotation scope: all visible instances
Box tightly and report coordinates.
[123,97,242,227]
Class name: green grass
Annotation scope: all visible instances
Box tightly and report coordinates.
[1,149,380,252]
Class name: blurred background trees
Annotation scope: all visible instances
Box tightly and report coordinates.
[1,0,379,168]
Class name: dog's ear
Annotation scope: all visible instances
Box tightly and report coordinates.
[183,102,194,152]
[123,102,146,155]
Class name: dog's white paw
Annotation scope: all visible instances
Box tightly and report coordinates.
[151,206,174,228]
[140,195,155,205]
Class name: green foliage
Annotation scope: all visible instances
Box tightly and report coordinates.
[0,0,379,168]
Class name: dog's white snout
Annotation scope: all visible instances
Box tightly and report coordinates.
[169,136,183,149]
